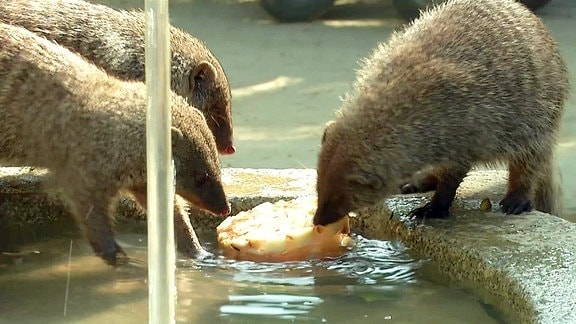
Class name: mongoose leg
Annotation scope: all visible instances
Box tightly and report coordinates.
[130,190,212,260]
[400,169,439,194]
[408,164,470,220]
[63,191,125,265]
[174,196,212,260]
[533,161,562,216]
[499,157,538,214]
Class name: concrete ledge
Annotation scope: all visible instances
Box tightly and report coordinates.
[0,167,574,323]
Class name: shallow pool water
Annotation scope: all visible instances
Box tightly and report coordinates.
[0,234,504,323]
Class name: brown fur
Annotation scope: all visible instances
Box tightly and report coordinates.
[0,23,230,264]
[314,0,569,225]
[0,0,235,155]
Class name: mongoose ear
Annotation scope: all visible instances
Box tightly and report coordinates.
[321,120,336,144]
[190,61,218,91]
[347,172,383,191]
[171,126,184,141]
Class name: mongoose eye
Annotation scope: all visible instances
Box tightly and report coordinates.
[210,114,222,128]
[195,172,209,187]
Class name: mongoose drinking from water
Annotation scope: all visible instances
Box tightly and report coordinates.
[0,23,231,265]
[0,0,235,155]
[314,0,569,226]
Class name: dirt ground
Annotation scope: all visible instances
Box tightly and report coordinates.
[94,0,576,221]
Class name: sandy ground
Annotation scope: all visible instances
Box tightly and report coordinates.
[95,0,576,221]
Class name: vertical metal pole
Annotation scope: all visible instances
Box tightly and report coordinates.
[145,0,175,323]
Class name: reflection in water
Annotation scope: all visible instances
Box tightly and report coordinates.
[221,294,321,318]
[326,238,420,285]
[0,234,505,323]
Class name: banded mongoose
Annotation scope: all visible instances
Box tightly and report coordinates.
[314,0,569,226]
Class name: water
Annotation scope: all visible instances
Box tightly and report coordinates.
[0,234,505,323]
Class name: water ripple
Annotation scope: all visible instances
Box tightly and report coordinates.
[186,235,425,286]
[180,235,427,321]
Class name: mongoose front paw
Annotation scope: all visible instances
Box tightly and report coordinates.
[96,242,127,266]
[499,192,533,215]
[180,245,213,261]
[407,202,450,220]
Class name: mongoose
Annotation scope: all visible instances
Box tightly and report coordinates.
[0,23,231,265]
[313,0,569,226]
[0,0,235,155]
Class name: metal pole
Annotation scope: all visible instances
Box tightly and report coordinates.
[145,0,175,323]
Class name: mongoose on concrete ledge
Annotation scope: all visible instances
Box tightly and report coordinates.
[314,0,569,226]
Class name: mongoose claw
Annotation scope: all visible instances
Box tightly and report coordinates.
[180,244,213,261]
[407,202,450,220]
[194,249,214,261]
[499,192,533,215]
